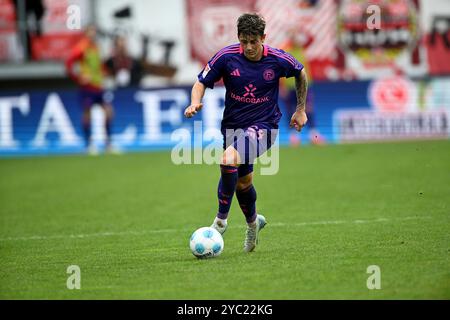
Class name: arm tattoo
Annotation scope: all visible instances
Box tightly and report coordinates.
[295,70,308,111]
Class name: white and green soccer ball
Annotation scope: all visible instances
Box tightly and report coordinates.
[189,227,224,259]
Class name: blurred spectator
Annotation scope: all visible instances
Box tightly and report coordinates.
[65,25,117,155]
[104,35,143,87]
[13,0,45,60]
[280,29,325,146]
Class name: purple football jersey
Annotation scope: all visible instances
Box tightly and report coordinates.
[198,43,304,129]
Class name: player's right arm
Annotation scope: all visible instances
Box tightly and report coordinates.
[184,47,229,118]
[184,80,206,118]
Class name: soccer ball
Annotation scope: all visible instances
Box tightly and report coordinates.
[189,227,224,259]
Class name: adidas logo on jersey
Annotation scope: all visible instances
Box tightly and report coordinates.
[230,69,241,77]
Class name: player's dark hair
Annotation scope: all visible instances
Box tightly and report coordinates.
[237,13,266,37]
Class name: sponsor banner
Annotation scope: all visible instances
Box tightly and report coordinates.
[336,0,423,80]
[333,76,450,142]
[186,0,256,66]
[32,0,90,61]
[0,0,90,61]
[335,110,448,142]
[186,0,450,80]
[0,78,449,156]
[31,33,84,60]
[0,86,225,156]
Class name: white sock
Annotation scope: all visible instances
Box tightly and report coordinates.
[247,221,257,228]
[215,217,227,226]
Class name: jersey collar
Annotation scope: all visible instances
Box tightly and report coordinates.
[239,44,269,57]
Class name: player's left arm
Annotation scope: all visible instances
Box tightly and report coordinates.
[289,68,308,132]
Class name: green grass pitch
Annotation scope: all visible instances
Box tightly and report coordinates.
[0,140,449,299]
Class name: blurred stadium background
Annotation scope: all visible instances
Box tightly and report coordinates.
[0,0,449,154]
[0,0,449,299]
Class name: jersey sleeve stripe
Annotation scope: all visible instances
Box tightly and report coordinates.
[268,48,297,65]
[268,48,297,63]
[210,48,240,66]
[268,49,298,67]
[212,44,240,55]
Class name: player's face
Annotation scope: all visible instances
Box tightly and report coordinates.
[239,34,266,61]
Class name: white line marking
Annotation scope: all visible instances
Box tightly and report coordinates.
[0,216,432,242]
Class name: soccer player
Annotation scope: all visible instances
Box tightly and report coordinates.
[184,13,308,252]
[66,25,115,155]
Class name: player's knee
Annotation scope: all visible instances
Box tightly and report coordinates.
[221,147,240,166]
[236,174,253,191]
